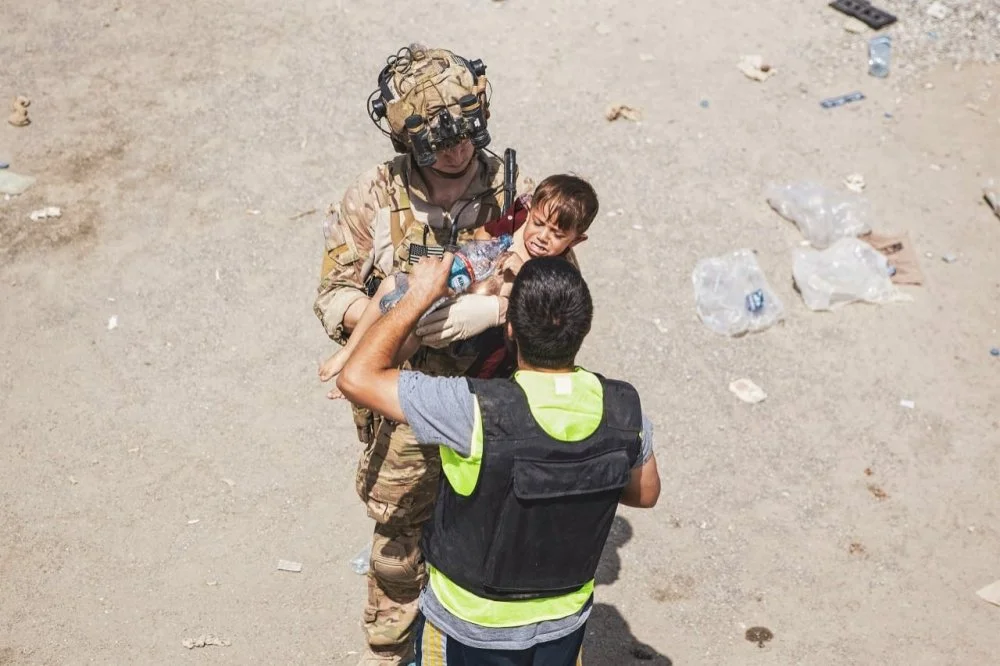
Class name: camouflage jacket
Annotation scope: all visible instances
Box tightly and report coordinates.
[315,151,525,374]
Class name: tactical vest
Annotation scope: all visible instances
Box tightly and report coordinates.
[382,155,504,377]
[421,374,642,601]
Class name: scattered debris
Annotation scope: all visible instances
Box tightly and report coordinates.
[246,209,261,215]
[221,477,235,487]
[767,182,872,249]
[864,232,924,285]
[926,1,950,20]
[737,55,775,82]
[976,580,1000,607]
[828,0,897,30]
[29,206,61,222]
[595,23,612,35]
[182,635,231,649]
[206,580,219,586]
[729,378,767,404]
[929,164,942,172]
[638,53,655,62]
[692,250,785,336]
[7,96,30,127]
[0,170,36,195]
[0,161,8,169]
[864,467,874,476]
[68,476,78,485]
[745,626,774,648]
[793,238,905,310]
[849,542,867,555]
[605,104,641,122]
[868,35,892,78]
[289,208,317,220]
[984,183,1000,221]
[899,399,915,409]
[964,103,985,116]
[651,318,669,334]
[107,315,119,331]
[277,559,302,573]
[350,543,371,575]
[990,348,999,357]
[699,99,710,109]
[941,254,957,263]
[867,484,889,500]
[844,173,866,193]
[187,519,200,525]
[820,91,865,109]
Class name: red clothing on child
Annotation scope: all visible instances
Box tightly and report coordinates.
[464,197,530,379]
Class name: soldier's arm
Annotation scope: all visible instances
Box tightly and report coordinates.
[314,169,385,344]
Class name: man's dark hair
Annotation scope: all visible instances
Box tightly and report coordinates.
[508,257,593,369]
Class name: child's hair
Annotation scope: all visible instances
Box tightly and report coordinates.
[531,175,599,235]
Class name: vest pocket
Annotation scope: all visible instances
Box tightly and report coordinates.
[480,449,631,598]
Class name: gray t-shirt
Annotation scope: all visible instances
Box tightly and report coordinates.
[397,370,654,649]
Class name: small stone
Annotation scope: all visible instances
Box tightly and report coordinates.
[941,254,957,263]
[926,1,950,20]
[844,173,866,193]
[843,17,869,34]
[924,82,935,90]
[729,378,767,404]
[639,53,655,62]
[0,162,8,169]
[990,348,1000,357]
[699,99,710,109]
[900,399,915,409]
[595,23,612,35]
[107,315,119,331]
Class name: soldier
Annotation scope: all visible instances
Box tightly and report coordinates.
[314,45,527,665]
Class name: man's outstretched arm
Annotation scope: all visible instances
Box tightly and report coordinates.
[337,255,454,423]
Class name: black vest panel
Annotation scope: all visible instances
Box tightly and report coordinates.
[421,374,643,601]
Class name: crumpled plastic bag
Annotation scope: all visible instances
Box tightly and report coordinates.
[692,249,785,336]
[766,182,873,248]
[792,237,906,311]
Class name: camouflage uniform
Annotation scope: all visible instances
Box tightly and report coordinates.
[316,150,526,664]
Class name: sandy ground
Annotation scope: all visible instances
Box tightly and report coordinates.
[2,0,999,664]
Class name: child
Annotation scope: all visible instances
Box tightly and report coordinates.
[319,174,599,396]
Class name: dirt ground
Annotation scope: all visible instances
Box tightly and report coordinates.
[2,0,999,664]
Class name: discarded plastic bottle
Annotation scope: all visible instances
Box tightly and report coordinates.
[820,91,866,109]
[868,35,892,78]
[379,234,514,313]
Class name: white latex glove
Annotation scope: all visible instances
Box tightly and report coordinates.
[415,294,502,348]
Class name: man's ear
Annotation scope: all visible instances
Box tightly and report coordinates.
[569,233,588,249]
[505,321,515,340]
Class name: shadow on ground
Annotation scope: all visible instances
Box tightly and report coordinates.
[586,516,673,665]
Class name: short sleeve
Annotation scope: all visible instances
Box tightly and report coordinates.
[398,372,477,457]
[636,413,654,467]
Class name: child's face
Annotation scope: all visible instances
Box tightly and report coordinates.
[522,201,587,259]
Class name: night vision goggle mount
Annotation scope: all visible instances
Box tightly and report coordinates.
[368,49,491,168]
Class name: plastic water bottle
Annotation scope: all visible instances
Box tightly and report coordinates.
[379,234,514,313]
[868,35,892,78]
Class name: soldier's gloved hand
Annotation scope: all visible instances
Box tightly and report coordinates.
[415,294,502,348]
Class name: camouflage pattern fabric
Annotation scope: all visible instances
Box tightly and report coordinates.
[317,148,534,665]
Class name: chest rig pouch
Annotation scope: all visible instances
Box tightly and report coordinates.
[422,375,643,601]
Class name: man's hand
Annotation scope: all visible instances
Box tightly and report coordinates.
[415,293,502,348]
[407,253,454,309]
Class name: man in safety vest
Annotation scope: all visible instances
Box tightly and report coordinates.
[314,44,530,663]
[337,255,661,664]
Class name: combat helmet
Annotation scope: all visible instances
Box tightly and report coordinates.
[368,44,491,167]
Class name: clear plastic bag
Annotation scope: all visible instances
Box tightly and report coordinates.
[349,541,371,575]
[692,249,785,336]
[766,182,873,248]
[792,237,904,311]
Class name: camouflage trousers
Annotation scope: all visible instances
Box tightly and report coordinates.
[355,413,440,666]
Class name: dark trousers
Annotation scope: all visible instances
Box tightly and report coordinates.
[414,613,586,666]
